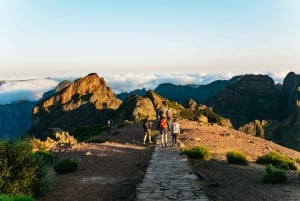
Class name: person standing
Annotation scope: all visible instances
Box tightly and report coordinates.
[170,118,180,147]
[143,116,153,144]
[166,108,172,121]
[158,115,169,148]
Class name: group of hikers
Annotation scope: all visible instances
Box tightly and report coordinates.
[142,108,180,147]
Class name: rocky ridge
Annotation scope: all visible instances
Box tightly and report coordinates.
[30,73,122,138]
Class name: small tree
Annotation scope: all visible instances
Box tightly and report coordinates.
[0,139,48,196]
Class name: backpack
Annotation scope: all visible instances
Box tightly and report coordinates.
[159,118,168,130]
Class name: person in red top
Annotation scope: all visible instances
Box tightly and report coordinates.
[158,115,169,148]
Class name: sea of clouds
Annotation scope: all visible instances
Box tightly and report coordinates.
[0,72,290,105]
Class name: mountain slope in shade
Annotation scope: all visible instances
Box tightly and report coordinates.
[0,101,35,138]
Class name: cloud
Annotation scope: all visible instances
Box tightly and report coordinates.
[0,78,59,104]
[0,71,290,104]
[104,71,289,94]
[103,72,236,94]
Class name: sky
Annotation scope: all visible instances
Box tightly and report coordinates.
[0,0,299,103]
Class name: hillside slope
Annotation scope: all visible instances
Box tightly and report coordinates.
[36,120,300,201]
[178,120,300,201]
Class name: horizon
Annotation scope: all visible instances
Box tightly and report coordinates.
[1,0,299,79]
[0,71,296,105]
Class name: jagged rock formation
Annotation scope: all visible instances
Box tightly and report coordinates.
[181,99,232,128]
[114,95,156,123]
[208,74,281,128]
[115,90,185,123]
[144,90,185,117]
[30,73,122,138]
[207,72,300,151]
[272,73,300,150]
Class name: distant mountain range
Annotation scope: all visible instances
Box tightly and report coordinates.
[1,72,300,152]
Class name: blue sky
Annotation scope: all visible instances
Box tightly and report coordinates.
[0,0,299,80]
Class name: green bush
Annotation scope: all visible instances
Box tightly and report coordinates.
[256,151,297,170]
[33,150,53,164]
[263,164,287,183]
[0,195,34,201]
[183,146,210,159]
[0,139,48,196]
[54,158,78,174]
[226,151,249,165]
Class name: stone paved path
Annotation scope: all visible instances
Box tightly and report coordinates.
[135,133,209,201]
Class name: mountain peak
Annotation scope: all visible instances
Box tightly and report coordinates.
[30,73,122,137]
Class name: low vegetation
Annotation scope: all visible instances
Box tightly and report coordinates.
[69,124,107,141]
[226,150,249,165]
[54,157,78,174]
[256,151,297,170]
[0,138,48,197]
[0,195,34,201]
[33,150,53,164]
[263,164,287,183]
[183,146,210,159]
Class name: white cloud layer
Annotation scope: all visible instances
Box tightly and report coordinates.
[0,78,59,104]
[0,71,291,104]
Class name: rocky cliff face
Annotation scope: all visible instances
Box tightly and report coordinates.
[208,74,281,128]
[30,73,122,137]
[114,95,156,123]
[115,90,185,123]
[0,101,35,138]
[207,72,300,151]
[273,73,300,150]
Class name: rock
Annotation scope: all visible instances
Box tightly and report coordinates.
[30,73,122,138]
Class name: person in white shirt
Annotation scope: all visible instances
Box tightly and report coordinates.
[170,118,180,147]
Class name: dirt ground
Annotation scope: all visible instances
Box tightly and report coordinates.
[37,120,300,201]
[37,123,155,201]
[178,120,300,201]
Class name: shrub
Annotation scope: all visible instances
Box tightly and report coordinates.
[0,195,34,201]
[226,151,249,165]
[183,146,210,160]
[256,151,297,170]
[33,150,53,164]
[263,164,287,183]
[54,158,78,174]
[0,139,48,196]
